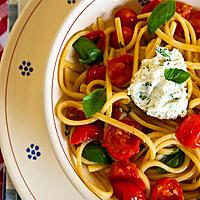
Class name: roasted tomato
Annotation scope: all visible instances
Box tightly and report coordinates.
[141,0,162,14]
[176,2,192,19]
[115,8,137,28]
[112,180,146,200]
[70,124,103,145]
[66,107,86,120]
[151,178,183,200]
[103,118,141,160]
[85,30,106,50]
[85,65,106,83]
[188,10,200,39]
[108,54,133,87]
[174,2,193,38]
[176,114,200,149]
[110,26,134,49]
[109,160,146,192]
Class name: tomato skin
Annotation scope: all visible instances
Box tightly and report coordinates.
[85,30,106,50]
[85,65,106,83]
[141,0,162,14]
[151,178,183,200]
[70,124,103,145]
[112,180,146,200]
[66,107,86,120]
[108,54,133,87]
[115,8,137,28]
[110,26,134,49]
[103,118,141,160]
[176,114,200,149]
[176,2,192,20]
[109,160,146,191]
[188,11,200,39]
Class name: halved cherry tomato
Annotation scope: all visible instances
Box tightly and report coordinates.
[103,118,141,160]
[141,0,162,14]
[108,54,133,87]
[151,178,183,200]
[188,11,200,39]
[66,107,86,120]
[176,114,200,149]
[109,160,146,191]
[112,180,146,200]
[85,65,106,84]
[70,124,103,145]
[110,26,134,49]
[176,2,192,19]
[115,8,137,28]
[85,30,106,50]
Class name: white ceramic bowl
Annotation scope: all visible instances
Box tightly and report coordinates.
[44,0,200,199]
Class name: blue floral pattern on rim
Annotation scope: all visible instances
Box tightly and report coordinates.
[138,0,150,7]
[18,61,34,76]
[67,0,76,4]
[26,144,41,160]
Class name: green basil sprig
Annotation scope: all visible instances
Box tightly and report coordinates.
[83,88,106,118]
[73,36,103,65]
[158,148,185,173]
[164,68,190,84]
[82,141,113,164]
[148,0,176,34]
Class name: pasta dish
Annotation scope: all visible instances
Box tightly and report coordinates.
[55,0,200,199]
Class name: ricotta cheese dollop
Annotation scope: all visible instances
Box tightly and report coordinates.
[128,46,189,120]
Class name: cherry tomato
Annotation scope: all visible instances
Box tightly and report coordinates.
[108,54,133,87]
[66,107,86,120]
[112,180,146,200]
[85,65,106,84]
[188,10,200,39]
[115,8,137,28]
[176,2,192,19]
[176,114,200,149]
[103,117,141,160]
[151,178,183,200]
[70,124,103,145]
[110,26,134,49]
[85,30,106,50]
[141,0,162,14]
[109,160,146,191]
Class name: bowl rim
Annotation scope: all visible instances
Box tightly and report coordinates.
[44,0,100,200]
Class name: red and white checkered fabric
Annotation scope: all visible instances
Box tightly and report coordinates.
[0,0,8,60]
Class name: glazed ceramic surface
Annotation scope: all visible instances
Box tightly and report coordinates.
[1,0,200,200]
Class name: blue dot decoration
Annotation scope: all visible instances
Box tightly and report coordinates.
[138,0,150,7]
[18,60,34,77]
[26,144,41,161]
[67,0,76,4]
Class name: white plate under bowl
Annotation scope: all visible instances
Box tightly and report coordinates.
[0,0,85,199]
[44,0,200,200]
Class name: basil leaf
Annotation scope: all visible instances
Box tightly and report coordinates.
[156,46,171,61]
[83,88,106,117]
[148,0,176,34]
[158,148,185,173]
[164,68,190,84]
[82,141,113,164]
[73,36,103,65]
